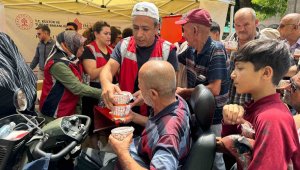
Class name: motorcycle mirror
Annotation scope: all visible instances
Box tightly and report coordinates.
[13,88,28,111]
[13,88,44,135]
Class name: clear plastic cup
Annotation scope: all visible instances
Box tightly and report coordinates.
[113,91,133,105]
[111,126,134,141]
[110,105,131,119]
[224,41,238,51]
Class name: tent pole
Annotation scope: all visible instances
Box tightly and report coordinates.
[158,0,172,8]
[4,3,39,6]
[43,3,77,14]
[45,1,75,4]
[109,10,131,18]
[229,1,235,34]
[105,0,113,6]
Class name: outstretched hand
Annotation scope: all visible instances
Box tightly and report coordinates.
[130,90,144,107]
[101,84,122,109]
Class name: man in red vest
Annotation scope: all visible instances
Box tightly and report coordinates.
[100,2,178,133]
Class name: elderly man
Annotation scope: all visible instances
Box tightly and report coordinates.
[30,24,55,80]
[175,9,229,170]
[100,2,178,133]
[108,60,191,170]
[226,8,267,105]
[278,13,300,77]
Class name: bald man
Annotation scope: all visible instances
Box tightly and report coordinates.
[109,60,191,170]
[278,13,300,51]
[226,8,268,106]
[279,13,300,77]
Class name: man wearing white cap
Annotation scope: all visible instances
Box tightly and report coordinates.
[100,2,178,133]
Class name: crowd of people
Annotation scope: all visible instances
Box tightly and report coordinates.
[2,1,300,169]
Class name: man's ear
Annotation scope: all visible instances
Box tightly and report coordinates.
[255,19,259,27]
[262,66,273,80]
[193,26,197,35]
[150,88,159,99]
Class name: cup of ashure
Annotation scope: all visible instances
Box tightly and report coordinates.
[110,91,133,120]
[224,41,238,51]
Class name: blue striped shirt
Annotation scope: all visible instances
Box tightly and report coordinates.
[129,96,191,170]
[178,37,229,124]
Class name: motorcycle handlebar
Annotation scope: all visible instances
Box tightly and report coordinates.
[34,139,77,161]
[33,115,91,161]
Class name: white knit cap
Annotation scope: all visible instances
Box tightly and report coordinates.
[132,2,159,21]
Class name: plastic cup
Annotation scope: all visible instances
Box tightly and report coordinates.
[113,91,133,105]
[224,41,238,51]
[110,105,131,119]
[111,126,134,141]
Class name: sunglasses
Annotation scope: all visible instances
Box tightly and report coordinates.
[65,28,75,31]
[278,23,297,29]
[290,79,300,93]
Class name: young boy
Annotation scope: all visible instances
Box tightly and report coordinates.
[221,39,300,169]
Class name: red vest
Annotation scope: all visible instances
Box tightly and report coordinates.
[118,36,174,116]
[86,41,113,68]
[119,36,174,93]
[39,54,83,118]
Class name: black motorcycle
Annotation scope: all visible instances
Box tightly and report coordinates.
[0,89,91,170]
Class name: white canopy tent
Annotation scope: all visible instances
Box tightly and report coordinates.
[0,0,234,62]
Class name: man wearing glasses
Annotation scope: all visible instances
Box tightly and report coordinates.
[30,24,55,80]
[278,13,300,77]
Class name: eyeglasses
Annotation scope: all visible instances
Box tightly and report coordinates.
[290,79,300,93]
[278,23,297,29]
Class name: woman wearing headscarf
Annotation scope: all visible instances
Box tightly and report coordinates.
[39,31,102,118]
[0,32,36,118]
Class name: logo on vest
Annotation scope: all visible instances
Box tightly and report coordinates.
[15,14,33,30]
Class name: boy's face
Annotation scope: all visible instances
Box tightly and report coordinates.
[231,61,263,94]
